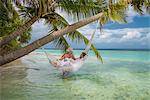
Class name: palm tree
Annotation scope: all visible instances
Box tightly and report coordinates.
[0,0,129,65]
[0,12,104,66]
[0,0,106,62]
[0,0,102,46]
[0,0,108,65]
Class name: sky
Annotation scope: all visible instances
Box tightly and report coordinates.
[30,7,150,50]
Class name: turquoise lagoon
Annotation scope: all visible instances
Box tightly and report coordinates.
[0,50,150,100]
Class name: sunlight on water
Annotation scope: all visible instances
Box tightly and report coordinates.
[0,50,150,100]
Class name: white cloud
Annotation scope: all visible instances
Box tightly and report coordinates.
[79,26,150,45]
[100,33,112,39]
[121,31,141,41]
[141,32,150,45]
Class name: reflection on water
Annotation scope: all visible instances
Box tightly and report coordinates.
[0,50,150,100]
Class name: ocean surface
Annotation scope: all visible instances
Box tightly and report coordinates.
[0,49,150,100]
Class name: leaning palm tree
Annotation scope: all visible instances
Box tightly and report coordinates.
[0,0,105,61]
[0,0,105,65]
[0,13,104,66]
[0,0,102,46]
[1,0,111,62]
[0,0,129,65]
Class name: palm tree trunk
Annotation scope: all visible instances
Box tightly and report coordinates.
[0,16,39,47]
[0,13,103,66]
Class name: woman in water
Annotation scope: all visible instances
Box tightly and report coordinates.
[60,47,76,61]
[51,47,75,68]
[51,47,87,78]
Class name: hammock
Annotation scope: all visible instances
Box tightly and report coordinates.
[44,21,99,73]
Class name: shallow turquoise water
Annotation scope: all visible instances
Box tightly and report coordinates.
[37,49,150,62]
[0,50,150,100]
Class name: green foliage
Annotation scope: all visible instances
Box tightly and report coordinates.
[16,0,107,20]
[0,1,31,55]
[52,36,70,52]
[57,0,102,20]
[99,12,109,29]
[0,1,9,21]
[131,0,150,14]
[0,0,19,20]
[125,0,150,14]
[0,19,31,55]
[144,0,150,14]
[104,0,127,23]
[16,0,56,18]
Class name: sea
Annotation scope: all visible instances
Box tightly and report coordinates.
[0,49,150,100]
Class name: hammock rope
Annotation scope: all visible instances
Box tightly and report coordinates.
[43,49,52,63]
[84,21,99,53]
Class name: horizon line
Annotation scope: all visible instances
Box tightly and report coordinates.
[39,48,150,51]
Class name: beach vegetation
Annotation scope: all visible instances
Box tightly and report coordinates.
[0,0,31,56]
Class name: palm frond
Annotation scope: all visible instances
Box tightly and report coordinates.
[144,0,150,14]
[18,6,36,18]
[99,11,109,29]
[43,12,69,29]
[67,31,103,63]
[57,0,107,20]
[15,0,55,18]
[51,29,103,62]
[130,0,144,14]
[107,0,127,23]
[1,0,19,20]
[52,36,70,52]
[126,0,150,14]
